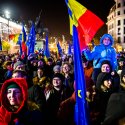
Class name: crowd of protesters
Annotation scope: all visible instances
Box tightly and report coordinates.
[0,33,125,125]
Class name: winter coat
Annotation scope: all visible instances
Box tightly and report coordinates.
[84,34,117,71]
[0,78,44,125]
[28,84,46,112]
[45,85,72,125]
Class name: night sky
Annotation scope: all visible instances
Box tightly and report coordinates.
[0,0,115,40]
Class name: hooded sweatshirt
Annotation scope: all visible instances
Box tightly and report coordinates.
[84,34,117,71]
[0,78,28,125]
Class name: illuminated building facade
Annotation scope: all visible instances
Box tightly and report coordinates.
[107,0,125,49]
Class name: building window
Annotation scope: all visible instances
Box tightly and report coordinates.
[117,11,120,15]
[118,3,121,7]
[118,28,121,35]
[124,1,125,6]
[118,37,121,43]
[124,19,125,25]
[118,20,121,25]
[124,36,125,43]
[124,10,125,14]
[124,27,125,34]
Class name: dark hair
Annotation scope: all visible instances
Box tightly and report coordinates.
[52,73,64,82]
[101,60,112,71]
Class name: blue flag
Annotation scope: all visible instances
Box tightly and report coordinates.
[44,35,50,58]
[27,23,36,55]
[73,25,89,125]
[57,41,62,56]
[17,34,22,55]
[67,43,72,55]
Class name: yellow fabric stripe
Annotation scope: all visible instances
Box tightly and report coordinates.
[68,0,87,20]
[67,0,87,35]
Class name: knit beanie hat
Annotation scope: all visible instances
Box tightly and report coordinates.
[13,61,24,69]
[53,65,61,72]
[118,58,125,62]
[52,73,64,82]
[102,93,125,125]
[6,82,20,90]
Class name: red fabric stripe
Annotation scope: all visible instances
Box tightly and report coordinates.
[22,42,27,55]
[77,10,104,50]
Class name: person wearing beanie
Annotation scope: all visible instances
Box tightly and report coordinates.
[96,72,112,92]
[53,65,61,74]
[93,72,114,124]
[13,61,25,71]
[117,58,125,75]
[84,33,117,83]
[0,78,44,125]
[45,73,72,125]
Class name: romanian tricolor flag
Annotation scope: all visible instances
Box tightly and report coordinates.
[9,34,20,43]
[65,0,104,51]
[21,25,27,56]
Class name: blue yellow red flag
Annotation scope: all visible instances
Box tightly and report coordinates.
[65,0,104,51]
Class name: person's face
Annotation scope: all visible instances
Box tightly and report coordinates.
[52,77,62,87]
[38,61,44,67]
[69,57,73,64]
[101,64,111,73]
[37,69,43,78]
[119,61,124,66]
[7,64,12,69]
[47,61,52,66]
[103,37,111,46]
[62,64,70,73]
[82,61,88,68]
[16,65,25,70]
[12,72,27,79]
[104,79,112,88]
[30,60,37,66]
[7,88,22,106]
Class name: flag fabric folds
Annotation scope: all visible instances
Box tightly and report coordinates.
[44,35,50,58]
[17,34,23,55]
[21,25,27,56]
[67,43,72,55]
[65,0,104,51]
[27,23,36,56]
[57,41,63,57]
[73,25,89,125]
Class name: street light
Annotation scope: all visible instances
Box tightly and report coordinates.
[4,10,10,41]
